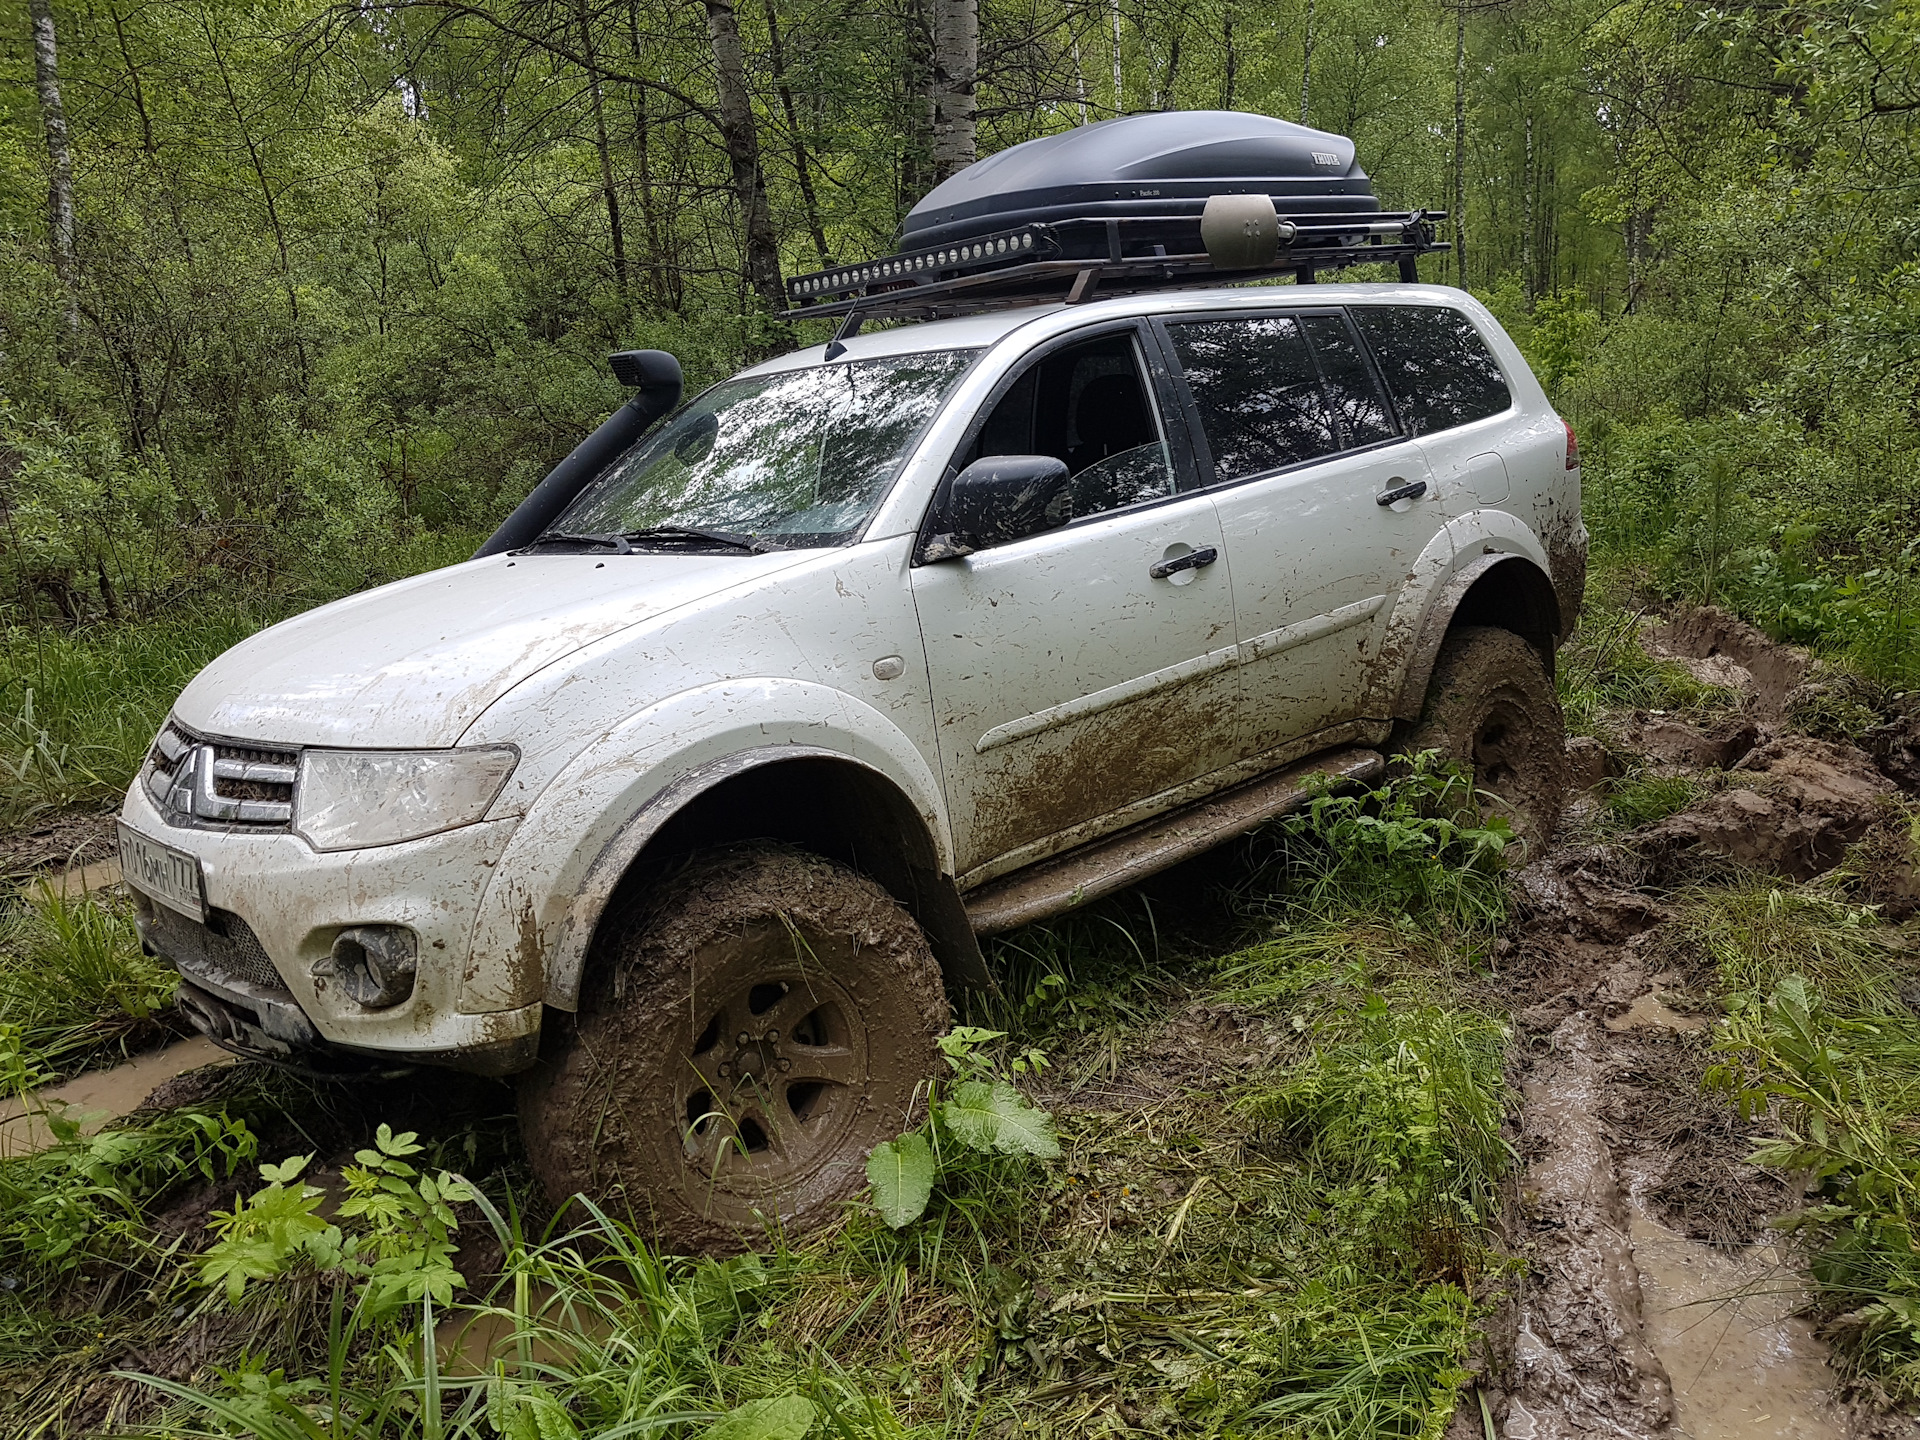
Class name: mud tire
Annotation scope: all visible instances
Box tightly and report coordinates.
[1404,625,1566,847]
[517,844,948,1253]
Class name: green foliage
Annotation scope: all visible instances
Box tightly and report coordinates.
[0,606,278,824]
[1601,770,1702,830]
[697,1395,818,1440]
[1242,757,1513,932]
[0,1105,255,1280]
[864,1132,934,1231]
[203,1125,478,1314]
[1244,996,1512,1278]
[0,883,175,1069]
[1707,975,1920,1398]
[1556,595,1739,737]
[864,1028,1058,1230]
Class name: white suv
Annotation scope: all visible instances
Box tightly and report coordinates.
[119,282,1582,1247]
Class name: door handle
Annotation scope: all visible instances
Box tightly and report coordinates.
[1149,546,1218,580]
[1376,477,1428,506]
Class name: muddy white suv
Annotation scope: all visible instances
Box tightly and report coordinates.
[118,116,1583,1247]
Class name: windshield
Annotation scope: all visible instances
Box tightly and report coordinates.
[550,350,979,549]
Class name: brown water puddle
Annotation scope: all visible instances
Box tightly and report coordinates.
[1628,1196,1845,1440]
[46,857,122,897]
[0,1034,231,1158]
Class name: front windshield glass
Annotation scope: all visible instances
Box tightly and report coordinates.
[552,350,979,548]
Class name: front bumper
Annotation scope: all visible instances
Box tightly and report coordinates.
[119,782,542,1073]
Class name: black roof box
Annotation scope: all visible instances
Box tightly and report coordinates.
[901,110,1380,253]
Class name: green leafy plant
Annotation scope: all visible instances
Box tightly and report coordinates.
[0,1104,255,1278]
[1240,756,1514,931]
[865,1027,1059,1229]
[203,1124,477,1313]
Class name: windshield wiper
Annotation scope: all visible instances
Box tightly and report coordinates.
[522,530,633,554]
[622,524,774,554]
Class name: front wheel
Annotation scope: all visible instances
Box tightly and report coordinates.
[1402,625,1566,848]
[518,844,949,1253]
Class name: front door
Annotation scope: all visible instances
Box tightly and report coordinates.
[1157,308,1452,756]
[911,324,1239,882]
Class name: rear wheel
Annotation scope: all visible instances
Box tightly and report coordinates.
[1403,625,1566,847]
[518,844,948,1253]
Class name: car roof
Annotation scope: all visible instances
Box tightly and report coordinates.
[742,283,1479,375]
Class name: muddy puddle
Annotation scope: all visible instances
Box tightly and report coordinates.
[1628,1194,1843,1440]
[0,1034,231,1158]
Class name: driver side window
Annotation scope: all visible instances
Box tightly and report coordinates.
[962,331,1175,521]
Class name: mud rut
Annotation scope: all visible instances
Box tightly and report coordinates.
[1457,609,1920,1440]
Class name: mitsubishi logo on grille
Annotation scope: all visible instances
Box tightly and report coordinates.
[147,726,297,827]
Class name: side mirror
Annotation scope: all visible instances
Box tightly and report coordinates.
[922,455,1073,561]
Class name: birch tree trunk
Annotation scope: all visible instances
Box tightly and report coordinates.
[928,0,977,182]
[1299,0,1314,125]
[28,0,78,335]
[577,0,631,299]
[1452,3,1467,288]
[704,0,787,321]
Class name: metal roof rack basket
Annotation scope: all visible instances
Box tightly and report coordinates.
[783,111,1448,324]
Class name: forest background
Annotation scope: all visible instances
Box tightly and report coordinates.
[1,0,1918,784]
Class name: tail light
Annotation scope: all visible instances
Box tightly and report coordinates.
[1563,418,1580,471]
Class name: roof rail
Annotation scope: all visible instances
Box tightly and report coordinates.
[782,208,1449,324]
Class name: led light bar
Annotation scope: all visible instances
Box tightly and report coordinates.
[789,225,1050,302]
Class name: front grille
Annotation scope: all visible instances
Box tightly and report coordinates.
[143,901,293,999]
[144,720,297,830]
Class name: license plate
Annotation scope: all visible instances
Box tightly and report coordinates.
[117,822,206,921]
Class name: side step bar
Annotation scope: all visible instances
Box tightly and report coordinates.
[962,747,1387,935]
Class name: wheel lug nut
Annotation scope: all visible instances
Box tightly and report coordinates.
[717,1062,731,1077]
[777,1057,792,1072]
[766,1029,779,1043]
[737,1032,752,1046]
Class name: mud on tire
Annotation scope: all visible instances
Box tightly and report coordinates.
[517,844,949,1253]
[1404,624,1566,847]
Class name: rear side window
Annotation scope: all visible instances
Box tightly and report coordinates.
[1166,316,1337,483]
[1350,305,1512,435]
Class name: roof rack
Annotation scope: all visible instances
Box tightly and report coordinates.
[781,208,1448,324]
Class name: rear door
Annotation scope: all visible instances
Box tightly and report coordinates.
[1347,303,1520,526]
[1155,308,1451,755]
[910,321,1240,882]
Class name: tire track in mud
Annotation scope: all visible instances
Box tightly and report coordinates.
[1468,605,1920,1439]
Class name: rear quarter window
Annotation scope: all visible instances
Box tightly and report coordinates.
[1349,305,1512,436]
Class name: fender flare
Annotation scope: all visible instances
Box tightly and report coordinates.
[1368,515,1561,726]
[537,745,983,1011]
[455,679,968,1015]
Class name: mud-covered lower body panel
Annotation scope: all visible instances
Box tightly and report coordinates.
[139,897,539,1076]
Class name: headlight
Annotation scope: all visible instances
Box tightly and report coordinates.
[293,747,518,852]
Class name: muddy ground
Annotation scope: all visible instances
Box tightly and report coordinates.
[13,603,1920,1436]
[1456,607,1920,1440]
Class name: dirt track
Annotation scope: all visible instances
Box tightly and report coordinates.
[1461,607,1920,1439]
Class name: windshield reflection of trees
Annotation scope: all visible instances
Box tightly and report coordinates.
[562,352,976,546]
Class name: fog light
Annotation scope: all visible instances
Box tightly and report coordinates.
[325,926,417,1009]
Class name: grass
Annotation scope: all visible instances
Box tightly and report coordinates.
[1599,769,1704,830]
[0,603,283,826]
[3,550,1914,1428]
[0,767,1521,1439]
[0,882,177,1073]
[1555,588,1741,738]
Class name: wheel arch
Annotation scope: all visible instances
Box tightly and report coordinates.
[1389,552,1562,725]
[543,748,988,1012]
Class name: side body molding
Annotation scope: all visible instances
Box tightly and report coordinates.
[456,679,956,1015]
